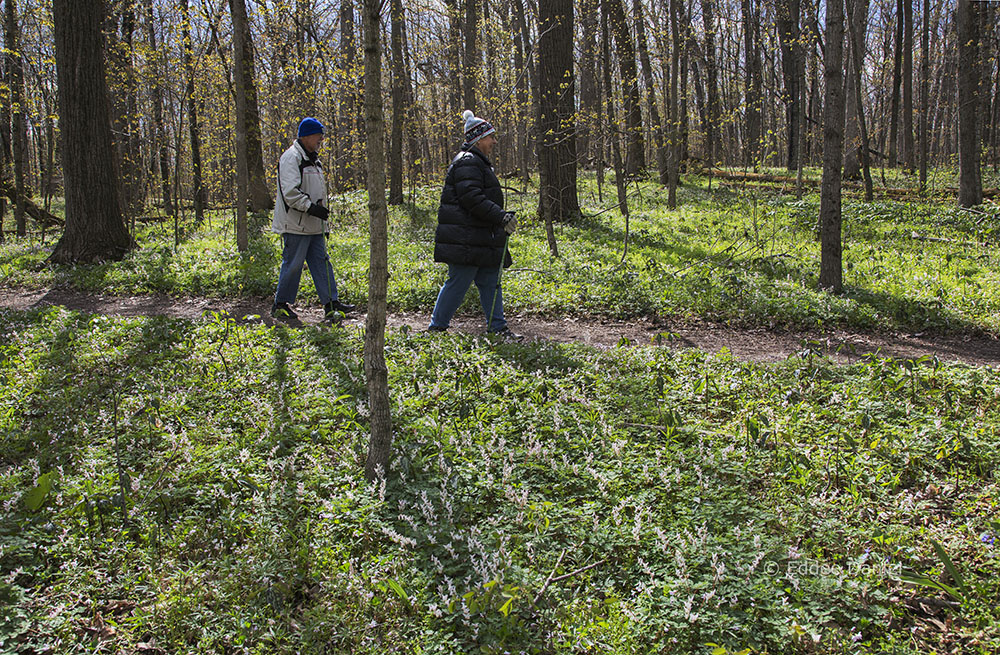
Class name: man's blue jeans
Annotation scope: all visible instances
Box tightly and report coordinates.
[430,263,507,332]
[274,233,338,306]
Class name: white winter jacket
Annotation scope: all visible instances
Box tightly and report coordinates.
[271,140,329,235]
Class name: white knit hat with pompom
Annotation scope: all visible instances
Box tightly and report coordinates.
[462,109,495,146]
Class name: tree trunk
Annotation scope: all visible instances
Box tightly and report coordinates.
[146,0,172,216]
[180,0,205,222]
[888,0,902,167]
[361,0,392,483]
[579,0,599,168]
[819,0,846,292]
[231,0,251,250]
[462,0,478,111]
[634,0,668,184]
[602,0,630,248]
[445,0,462,113]
[51,0,133,263]
[605,0,645,174]
[777,0,802,171]
[512,0,534,187]
[537,0,579,242]
[5,0,28,236]
[842,0,866,180]
[918,0,929,189]
[956,0,982,207]
[388,0,404,204]
[902,0,915,171]
[700,0,719,169]
[668,0,680,206]
[846,0,873,200]
[229,0,271,211]
[742,0,762,168]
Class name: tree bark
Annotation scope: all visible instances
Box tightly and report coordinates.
[842,0,866,180]
[511,0,534,187]
[918,0,928,189]
[605,0,645,174]
[51,0,133,263]
[846,0,873,200]
[888,0,902,167]
[742,0,763,167]
[146,0,172,216]
[4,0,28,236]
[180,0,205,222]
[231,0,251,250]
[668,0,680,205]
[579,0,599,168]
[602,0,630,250]
[902,0,915,171]
[634,0,668,184]
[229,0,271,211]
[956,0,982,207]
[777,0,802,171]
[537,0,579,241]
[819,0,846,292]
[700,0,719,169]
[361,0,392,483]
[388,0,404,204]
[462,0,478,111]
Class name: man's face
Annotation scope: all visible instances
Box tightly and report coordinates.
[477,133,497,157]
[300,132,324,153]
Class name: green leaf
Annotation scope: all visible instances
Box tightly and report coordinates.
[25,472,56,512]
[931,539,968,598]
[387,578,408,602]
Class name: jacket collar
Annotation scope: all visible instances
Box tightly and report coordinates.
[294,139,320,163]
[462,144,493,168]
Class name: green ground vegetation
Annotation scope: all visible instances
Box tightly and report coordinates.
[2,169,1000,334]
[1,307,998,653]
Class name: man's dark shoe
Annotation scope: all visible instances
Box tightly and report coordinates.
[426,325,448,333]
[271,302,298,319]
[326,300,356,314]
[490,326,522,342]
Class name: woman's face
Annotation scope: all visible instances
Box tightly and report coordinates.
[477,133,498,157]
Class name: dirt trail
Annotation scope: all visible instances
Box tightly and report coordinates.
[3,285,1000,366]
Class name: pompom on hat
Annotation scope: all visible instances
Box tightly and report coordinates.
[462,109,495,146]
[298,117,325,138]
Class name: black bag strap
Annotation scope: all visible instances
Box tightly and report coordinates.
[277,153,322,213]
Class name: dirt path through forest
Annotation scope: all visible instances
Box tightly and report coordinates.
[3,285,1000,366]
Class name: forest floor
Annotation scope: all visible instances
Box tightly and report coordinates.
[4,284,1000,366]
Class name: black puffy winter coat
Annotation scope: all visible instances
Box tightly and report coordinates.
[433,147,513,268]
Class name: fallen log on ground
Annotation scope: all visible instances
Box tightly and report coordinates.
[1,180,63,228]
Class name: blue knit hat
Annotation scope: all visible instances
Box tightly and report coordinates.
[462,110,495,146]
[298,117,325,138]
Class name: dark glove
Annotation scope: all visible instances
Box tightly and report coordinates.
[307,203,330,220]
[502,211,517,235]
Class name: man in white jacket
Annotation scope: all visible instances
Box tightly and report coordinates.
[270,117,355,320]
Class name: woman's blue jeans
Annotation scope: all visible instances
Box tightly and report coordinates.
[429,263,506,332]
[273,233,338,306]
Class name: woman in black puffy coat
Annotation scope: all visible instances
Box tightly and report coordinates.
[428,110,518,338]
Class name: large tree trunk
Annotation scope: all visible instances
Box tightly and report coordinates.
[634,0,668,184]
[579,0,599,168]
[956,0,982,207]
[777,0,802,171]
[537,0,579,244]
[388,0,404,204]
[5,0,28,236]
[51,0,133,263]
[110,3,145,220]
[180,0,205,222]
[361,0,392,483]
[231,0,251,250]
[605,0,645,174]
[819,0,846,292]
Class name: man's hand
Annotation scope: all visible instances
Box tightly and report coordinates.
[502,211,517,235]
[307,203,330,220]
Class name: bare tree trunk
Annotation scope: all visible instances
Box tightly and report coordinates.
[230,0,270,211]
[888,0,902,167]
[919,0,929,189]
[956,0,982,207]
[902,0,915,172]
[388,0,404,204]
[605,0,645,174]
[668,0,680,206]
[742,0,762,168]
[537,0,579,244]
[512,0,534,187]
[5,0,28,236]
[842,0,866,180]
[361,0,392,483]
[462,0,478,111]
[634,0,668,184]
[231,0,251,250]
[108,3,144,223]
[701,0,719,171]
[777,0,802,171]
[579,0,599,168]
[819,0,846,292]
[180,0,205,222]
[846,0,873,200]
[445,0,462,113]
[602,0,630,249]
[51,0,133,263]
[146,0,172,216]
